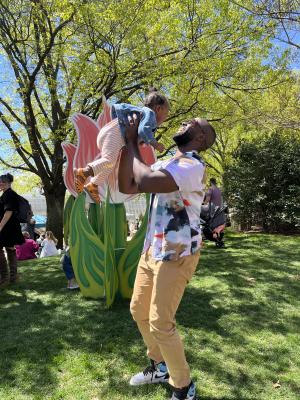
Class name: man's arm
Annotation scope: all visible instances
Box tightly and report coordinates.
[118,146,139,194]
[118,114,178,194]
[0,211,13,232]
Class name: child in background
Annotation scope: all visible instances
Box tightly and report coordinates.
[16,231,39,261]
[40,231,59,258]
[74,88,169,203]
[60,246,79,290]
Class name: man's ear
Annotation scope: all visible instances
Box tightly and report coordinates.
[195,132,204,144]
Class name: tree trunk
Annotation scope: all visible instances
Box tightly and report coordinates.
[44,182,66,249]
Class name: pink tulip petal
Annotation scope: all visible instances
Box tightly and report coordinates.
[72,113,100,169]
[97,97,112,129]
[62,142,77,197]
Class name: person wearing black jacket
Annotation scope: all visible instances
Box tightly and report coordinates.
[0,173,24,286]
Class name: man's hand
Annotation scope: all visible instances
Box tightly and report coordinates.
[124,113,140,144]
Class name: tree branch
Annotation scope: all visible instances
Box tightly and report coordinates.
[0,97,26,126]
[0,155,35,173]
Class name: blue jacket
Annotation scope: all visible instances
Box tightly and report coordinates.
[111,103,158,145]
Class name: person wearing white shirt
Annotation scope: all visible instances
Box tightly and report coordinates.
[40,231,58,258]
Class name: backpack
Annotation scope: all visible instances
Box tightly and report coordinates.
[16,195,33,223]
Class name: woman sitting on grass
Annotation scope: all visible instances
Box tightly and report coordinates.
[40,231,59,258]
[16,231,39,261]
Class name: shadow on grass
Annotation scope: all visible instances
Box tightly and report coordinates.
[0,233,299,399]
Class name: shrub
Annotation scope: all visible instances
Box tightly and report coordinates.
[224,133,300,232]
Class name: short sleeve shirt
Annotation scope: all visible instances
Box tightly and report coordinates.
[0,188,19,218]
[143,151,207,261]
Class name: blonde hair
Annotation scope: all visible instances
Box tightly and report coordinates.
[46,231,57,244]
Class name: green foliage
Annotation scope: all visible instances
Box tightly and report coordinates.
[224,132,300,231]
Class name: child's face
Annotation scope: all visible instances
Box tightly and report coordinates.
[154,104,169,126]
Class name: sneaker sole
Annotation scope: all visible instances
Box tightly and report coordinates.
[130,376,169,386]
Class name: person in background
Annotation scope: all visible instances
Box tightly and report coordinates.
[16,231,39,261]
[36,232,45,257]
[0,173,25,285]
[60,246,79,289]
[21,217,37,240]
[40,231,59,258]
[204,178,222,207]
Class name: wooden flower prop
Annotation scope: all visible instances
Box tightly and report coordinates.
[62,99,155,306]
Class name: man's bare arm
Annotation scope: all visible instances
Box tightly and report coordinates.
[118,113,178,194]
[118,147,139,194]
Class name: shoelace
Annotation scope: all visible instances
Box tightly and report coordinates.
[142,361,157,376]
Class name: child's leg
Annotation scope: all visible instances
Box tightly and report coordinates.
[85,120,124,202]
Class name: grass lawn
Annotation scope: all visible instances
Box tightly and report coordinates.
[0,232,299,400]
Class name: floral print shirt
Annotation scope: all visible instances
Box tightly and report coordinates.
[143,151,207,261]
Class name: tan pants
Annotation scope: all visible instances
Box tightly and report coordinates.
[130,249,200,388]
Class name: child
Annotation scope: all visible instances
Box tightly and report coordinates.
[16,231,39,261]
[74,89,169,203]
[40,231,59,258]
[60,246,79,290]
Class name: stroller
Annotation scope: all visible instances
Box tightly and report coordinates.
[200,203,228,248]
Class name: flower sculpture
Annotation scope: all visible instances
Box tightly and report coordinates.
[62,99,154,306]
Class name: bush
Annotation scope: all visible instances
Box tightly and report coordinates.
[224,133,300,232]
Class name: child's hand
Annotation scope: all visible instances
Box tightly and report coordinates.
[154,142,165,153]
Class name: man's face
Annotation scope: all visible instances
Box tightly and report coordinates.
[177,121,194,135]
[177,121,206,149]
[174,119,216,150]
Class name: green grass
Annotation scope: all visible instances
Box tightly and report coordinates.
[0,232,299,400]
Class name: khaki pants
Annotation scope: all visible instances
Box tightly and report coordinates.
[130,249,200,388]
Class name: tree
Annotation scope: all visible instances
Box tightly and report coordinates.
[0,0,289,244]
[231,0,300,50]
[224,132,300,232]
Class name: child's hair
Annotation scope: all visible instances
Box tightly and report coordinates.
[144,87,169,109]
[22,231,30,239]
[0,173,14,183]
[46,231,57,243]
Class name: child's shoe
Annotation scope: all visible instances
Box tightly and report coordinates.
[84,182,100,204]
[74,168,87,193]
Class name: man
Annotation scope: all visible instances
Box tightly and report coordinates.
[204,178,222,207]
[118,116,216,400]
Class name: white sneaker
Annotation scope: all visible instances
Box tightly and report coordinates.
[129,360,169,386]
[68,282,79,290]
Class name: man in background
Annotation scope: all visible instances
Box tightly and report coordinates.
[204,178,222,207]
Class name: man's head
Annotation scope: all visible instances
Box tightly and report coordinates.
[210,178,217,186]
[173,118,216,152]
[0,173,13,192]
